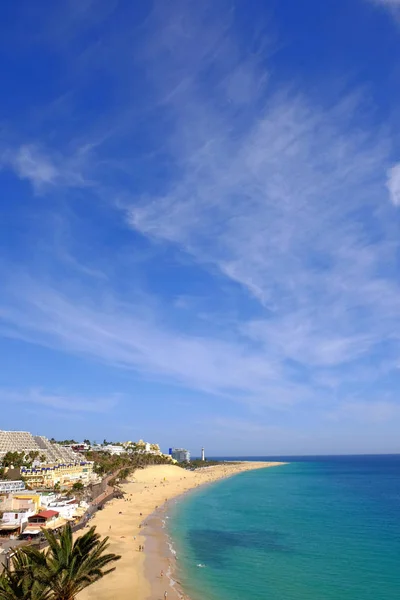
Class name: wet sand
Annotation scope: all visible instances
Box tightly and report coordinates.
[78,462,286,600]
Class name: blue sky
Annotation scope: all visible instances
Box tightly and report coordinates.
[1,0,400,455]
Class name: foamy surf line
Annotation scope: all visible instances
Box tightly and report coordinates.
[141,462,287,600]
[143,507,188,600]
[142,483,214,600]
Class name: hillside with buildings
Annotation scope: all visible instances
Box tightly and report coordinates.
[0,428,215,577]
[0,430,96,492]
[0,429,195,552]
[0,431,81,465]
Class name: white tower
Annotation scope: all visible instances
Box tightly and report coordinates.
[201,447,205,461]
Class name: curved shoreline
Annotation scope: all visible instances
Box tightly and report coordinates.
[78,461,287,600]
[143,478,216,600]
[143,463,288,600]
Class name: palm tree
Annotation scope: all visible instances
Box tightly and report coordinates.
[71,481,84,492]
[0,550,50,600]
[0,525,120,600]
[27,451,40,463]
[40,525,119,600]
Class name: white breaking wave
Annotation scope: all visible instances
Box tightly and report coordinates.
[167,540,177,557]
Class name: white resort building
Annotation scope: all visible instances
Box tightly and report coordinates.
[0,430,95,490]
[170,448,191,462]
[0,480,25,493]
[91,444,126,456]
[0,430,79,463]
[123,440,164,455]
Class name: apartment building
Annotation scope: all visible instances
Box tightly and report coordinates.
[0,480,25,493]
[169,448,191,462]
[91,444,126,456]
[0,430,79,463]
[20,461,94,489]
[0,431,39,458]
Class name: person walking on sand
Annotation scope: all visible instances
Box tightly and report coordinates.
[164,592,168,600]
[160,570,164,578]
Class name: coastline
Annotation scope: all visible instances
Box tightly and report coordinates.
[78,461,286,600]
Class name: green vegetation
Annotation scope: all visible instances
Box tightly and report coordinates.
[0,524,120,600]
[2,451,26,468]
[27,451,40,463]
[52,440,78,445]
[183,459,236,469]
[1,451,42,470]
[71,481,84,492]
[86,450,176,481]
[0,549,49,600]
[117,467,131,481]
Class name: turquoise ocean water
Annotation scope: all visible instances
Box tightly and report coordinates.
[168,456,400,600]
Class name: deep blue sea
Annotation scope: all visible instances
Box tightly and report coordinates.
[168,456,400,600]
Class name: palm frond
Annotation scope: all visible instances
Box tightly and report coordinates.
[0,524,120,600]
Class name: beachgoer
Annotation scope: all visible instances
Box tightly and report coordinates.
[139,545,141,551]
[164,592,168,599]
[160,570,164,578]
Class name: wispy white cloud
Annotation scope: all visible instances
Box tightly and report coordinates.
[1,270,398,419]
[1,388,118,413]
[243,317,375,368]
[1,143,92,193]
[125,25,398,380]
[386,163,400,206]
[129,91,391,310]
[1,0,400,440]
[11,145,58,188]
[0,277,294,405]
[367,0,400,19]
[370,0,400,5]
[328,400,400,424]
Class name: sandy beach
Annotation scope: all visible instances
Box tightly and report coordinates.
[78,462,285,600]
